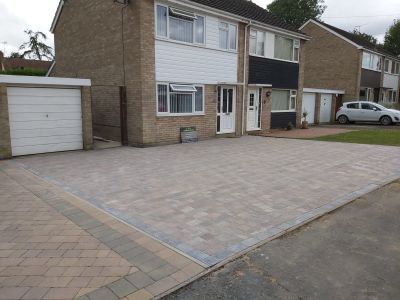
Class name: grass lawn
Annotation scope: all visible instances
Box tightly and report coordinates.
[312,129,400,147]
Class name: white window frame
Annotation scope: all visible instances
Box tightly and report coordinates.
[249,29,265,57]
[384,59,391,73]
[271,89,297,112]
[273,35,300,63]
[219,21,238,52]
[155,4,205,46]
[157,82,205,116]
[362,52,382,71]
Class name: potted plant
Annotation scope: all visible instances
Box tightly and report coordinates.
[302,111,309,129]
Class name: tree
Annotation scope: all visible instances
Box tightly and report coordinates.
[384,19,400,56]
[9,52,22,58]
[352,29,378,45]
[19,30,54,60]
[267,0,327,28]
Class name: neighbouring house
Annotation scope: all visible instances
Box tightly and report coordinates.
[50,0,309,146]
[0,51,53,74]
[299,20,400,124]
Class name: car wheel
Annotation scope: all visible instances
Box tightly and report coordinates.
[380,116,392,126]
[338,115,349,124]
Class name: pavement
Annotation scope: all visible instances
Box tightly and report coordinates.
[0,162,204,300]
[14,136,400,267]
[165,180,400,300]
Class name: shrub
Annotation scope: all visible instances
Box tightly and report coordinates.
[0,68,47,76]
[287,122,294,130]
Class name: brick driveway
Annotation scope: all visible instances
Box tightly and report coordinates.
[15,136,400,267]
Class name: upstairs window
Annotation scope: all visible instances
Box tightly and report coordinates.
[156,5,205,45]
[274,35,299,62]
[362,52,382,71]
[250,29,265,56]
[157,83,204,115]
[219,22,237,51]
[384,59,390,73]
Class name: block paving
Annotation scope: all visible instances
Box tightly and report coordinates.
[0,162,205,299]
[14,136,400,266]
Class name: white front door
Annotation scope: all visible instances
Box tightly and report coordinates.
[302,93,316,124]
[217,86,236,134]
[247,89,261,130]
[320,94,333,123]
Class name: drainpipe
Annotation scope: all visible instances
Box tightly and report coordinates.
[242,21,251,136]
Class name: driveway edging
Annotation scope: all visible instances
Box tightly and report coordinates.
[155,174,400,299]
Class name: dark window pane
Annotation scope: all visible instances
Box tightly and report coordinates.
[217,116,220,132]
[223,89,228,113]
[228,89,233,113]
[347,103,359,109]
[217,87,221,113]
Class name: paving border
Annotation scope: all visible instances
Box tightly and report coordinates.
[155,175,400,299]
[1,161,205,299]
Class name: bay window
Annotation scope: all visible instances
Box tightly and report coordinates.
[271,90,296,112]
[250,29,265,56]
[157,83,204,115]
[156,4,205,45]
[274,35,299,62]
[219,22,237,51]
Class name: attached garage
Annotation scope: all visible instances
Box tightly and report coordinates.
[302,88,345,125]
[0,75,93,159]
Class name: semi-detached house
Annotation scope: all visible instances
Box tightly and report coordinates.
[50,0,309,146]
[300,20,400,125]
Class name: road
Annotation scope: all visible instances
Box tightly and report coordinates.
[164,180,400,300]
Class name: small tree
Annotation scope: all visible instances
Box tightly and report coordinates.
[384,19,400,56]
[9,52,22,58]
[19,30,54,61]
[352,29,378,45]
[267,0,327,28]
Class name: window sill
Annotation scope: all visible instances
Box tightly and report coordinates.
[362,67,382,72]
[157,113,206,117]
[271,110,296,113]
[155,37,238,54]
[249,54,299,64]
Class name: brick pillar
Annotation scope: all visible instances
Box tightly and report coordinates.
[0,85,12,159]
[261,87,272,130]
[81,86,94,150]
[315,93,321,124]
[296,40,306,128]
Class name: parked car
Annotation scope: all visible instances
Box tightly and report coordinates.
[336,101,400,125]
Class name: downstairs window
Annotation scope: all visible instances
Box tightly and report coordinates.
[157,83,204,115]
[271,90,297,112]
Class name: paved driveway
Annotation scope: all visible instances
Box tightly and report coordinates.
[15,137,400,266]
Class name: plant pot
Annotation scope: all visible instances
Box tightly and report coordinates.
[302,121,309,129]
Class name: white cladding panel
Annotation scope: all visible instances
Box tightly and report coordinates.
[155,40,238,84]
[155,14,238,84]
[383,73,399,90]
[8,87,83,156]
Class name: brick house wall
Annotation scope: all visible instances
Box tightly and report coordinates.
[301,22,362,101]
[52,0,124,142]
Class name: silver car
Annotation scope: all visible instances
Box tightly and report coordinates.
[336,101,400,126]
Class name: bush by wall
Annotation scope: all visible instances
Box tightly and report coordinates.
[0,68,47,76]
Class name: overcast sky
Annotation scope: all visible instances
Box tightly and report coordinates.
[0,0,399,57]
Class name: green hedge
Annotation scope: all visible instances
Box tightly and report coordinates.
[0,68,47,76]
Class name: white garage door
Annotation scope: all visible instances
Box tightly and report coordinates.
[320,94,333,123]
[302,93,316,124]
[8,87,83,156]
